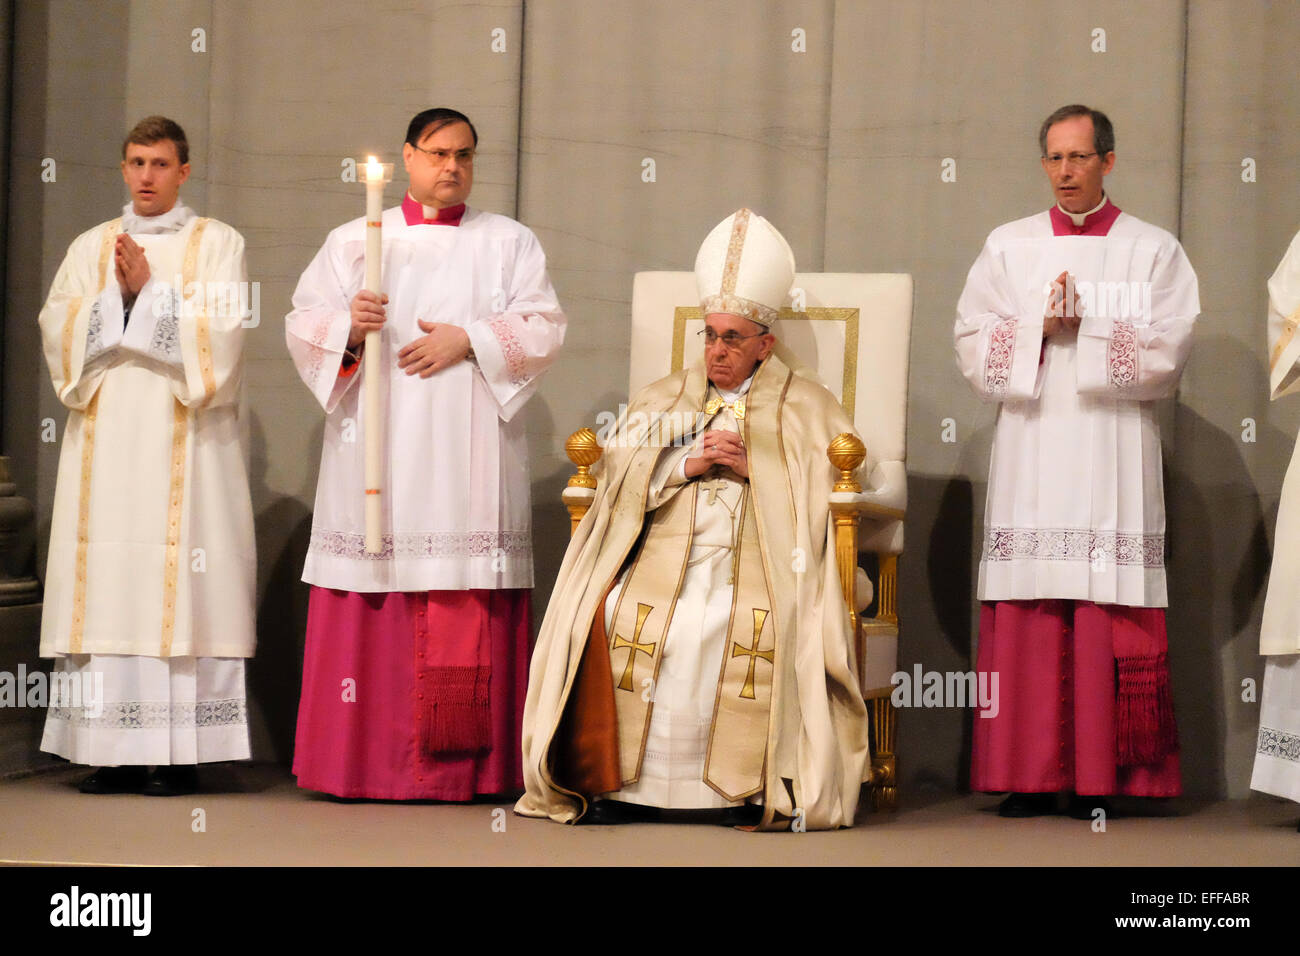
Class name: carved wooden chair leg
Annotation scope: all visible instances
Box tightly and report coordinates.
[869,693,898,811]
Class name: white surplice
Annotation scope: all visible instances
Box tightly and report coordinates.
[603,378,751,809]
[1253,229,1300,802]
[954,210,1199,607]
[286,206,565,592]
[37,202,255,765]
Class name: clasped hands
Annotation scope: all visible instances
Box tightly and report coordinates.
[348,290,471,377]
[1043,270,1084,337]
[685,429,749,479]
[114,234,151,306]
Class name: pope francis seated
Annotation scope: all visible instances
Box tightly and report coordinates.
[516,210,871,830]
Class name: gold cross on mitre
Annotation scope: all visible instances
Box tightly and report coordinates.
[731,608,774,700]
[612,603,657,692]
[703,395,745,420]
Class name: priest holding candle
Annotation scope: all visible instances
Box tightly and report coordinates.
[286,107,566,800]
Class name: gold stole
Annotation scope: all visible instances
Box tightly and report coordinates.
[704,491,773,800]
[604,433,777,802]
[604,483,695,785]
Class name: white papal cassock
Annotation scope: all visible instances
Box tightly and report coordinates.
[286,204,564,591]
[38,203,256,766]
[955,209,1199,607]
[1253,229,1300,803]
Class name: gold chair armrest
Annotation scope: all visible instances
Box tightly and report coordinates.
[564,427,602,536]
[846,500,906,522]
[827,434,865,628]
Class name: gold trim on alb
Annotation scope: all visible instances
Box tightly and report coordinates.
[96,220,120,290]
[62,220,120,389]
[184,219,216,403]
[68,392,101,653]
[60,298,83,387]
[66,220,120,651]
[159,399,189,655]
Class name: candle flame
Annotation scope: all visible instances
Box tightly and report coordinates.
[366,155,382,181]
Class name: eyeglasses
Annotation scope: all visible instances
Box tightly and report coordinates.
[698,329,765,349]
[1043,151,1099,168]
[411,144,476,165]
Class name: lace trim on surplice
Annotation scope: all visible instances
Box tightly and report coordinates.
[301,314,337,388]
[985,318,1018,395]
[1257,725,1300,763]
[47,698,248,729]
[309,529,532,561]
[983,527,1164,568]
[488,317,529,386]
[1108,321,1137,388]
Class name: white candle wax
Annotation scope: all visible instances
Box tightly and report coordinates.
[363,156,384,554]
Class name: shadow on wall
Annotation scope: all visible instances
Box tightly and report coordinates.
[1166,334,1276,800]
[901,470,974,795]
[890,388,994,798]
[244,410,318,766]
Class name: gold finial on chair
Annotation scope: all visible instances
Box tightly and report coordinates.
[566,428,602,490]
[827,433,865,493]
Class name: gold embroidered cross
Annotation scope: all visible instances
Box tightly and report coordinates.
[731,608,773,700]
[612,602,656,693]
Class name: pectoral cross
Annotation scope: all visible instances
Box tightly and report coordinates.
[700,477,729,505]
[612,602,656,693]
[731,608,773,700]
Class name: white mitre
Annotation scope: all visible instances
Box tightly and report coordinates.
[695,208,796,328]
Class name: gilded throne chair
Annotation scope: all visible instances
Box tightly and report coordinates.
[562,271,912,810]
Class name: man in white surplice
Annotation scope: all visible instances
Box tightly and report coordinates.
[287,108,565,800]
[1252,228,1300,824]
[38,116,256,796]
[955,105,1198,818]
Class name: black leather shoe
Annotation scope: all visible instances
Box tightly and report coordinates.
[579,799,660,825]
[997,792,1056,817]
[78,766,148,794]
[718,804,763,828]
[1067,794,1112,820]
[143,765,199,797]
